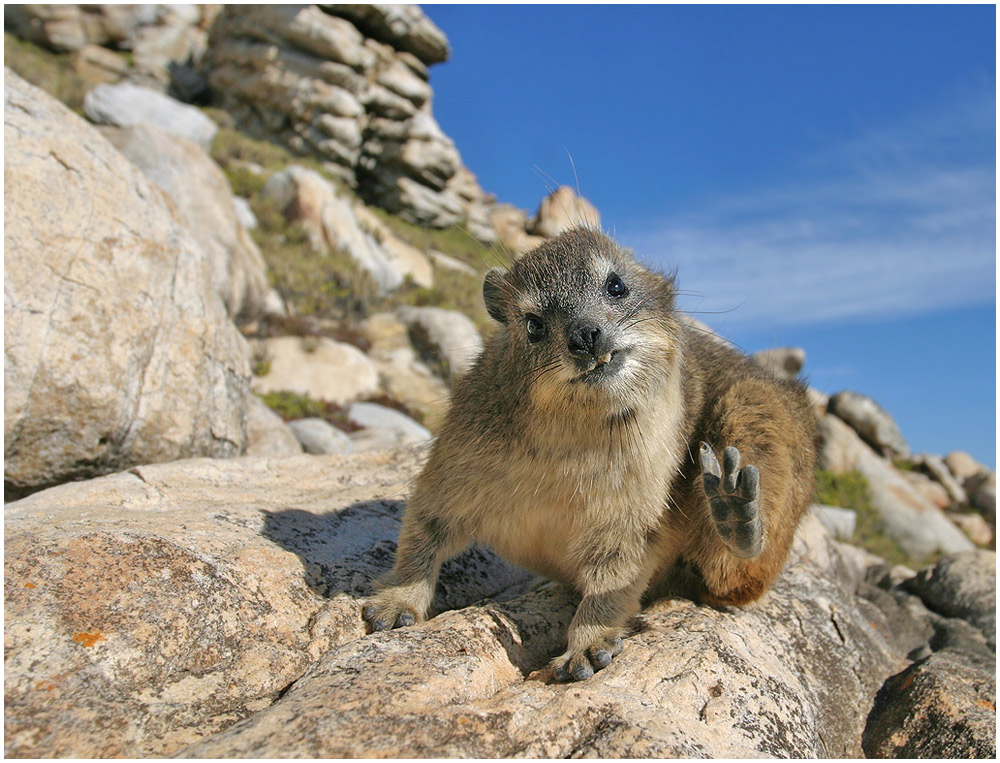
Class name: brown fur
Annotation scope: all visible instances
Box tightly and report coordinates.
[364,227,818,679]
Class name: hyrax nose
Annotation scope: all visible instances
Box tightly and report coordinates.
[567,321,603,358]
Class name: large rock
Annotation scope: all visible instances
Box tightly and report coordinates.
[863,646,996,758]
[205,5,491,236]
[100,123,269,321]
[828,390,910,458]
[4,446,910,758]
[250,335,379,405]
[529,186,601,238]
[945,450,986,481]
[915,452,968,506]
[4,5,153,52]
[83,81,218,149]
[288,417,355,455]
[4,71,249,494]
[903,551,996,649]
[325,4,450,64]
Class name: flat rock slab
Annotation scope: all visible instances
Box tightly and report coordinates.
[6,451,904,758]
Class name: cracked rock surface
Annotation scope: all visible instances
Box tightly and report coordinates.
[10,446,990,758]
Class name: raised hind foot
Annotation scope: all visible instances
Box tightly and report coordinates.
[699,443,762,559]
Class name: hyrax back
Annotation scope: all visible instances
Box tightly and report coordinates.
[363,227,818,681]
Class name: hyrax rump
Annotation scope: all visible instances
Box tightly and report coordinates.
[363,227,818,682]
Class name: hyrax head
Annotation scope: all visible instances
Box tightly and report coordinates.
[483,228,681,402]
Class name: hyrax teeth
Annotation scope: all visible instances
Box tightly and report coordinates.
[597,352,613,365]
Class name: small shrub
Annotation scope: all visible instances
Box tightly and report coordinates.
[257,391,359,433]
[4,32,92,111]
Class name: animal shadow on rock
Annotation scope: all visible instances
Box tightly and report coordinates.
[261,501,537,613]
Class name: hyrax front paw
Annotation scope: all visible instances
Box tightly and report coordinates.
[361,588,422,632]
[699,442,762,559]
[551,631,624,682]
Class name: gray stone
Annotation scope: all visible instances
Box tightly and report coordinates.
[750,347,806,380]
[812,504,856,541]
[83,81,218,150]
[346,402,431,445]
[245,396,303,457]
[232,196,258,230]
[4,72,249,493]
[289,418,355,455]
[828,390,910,458]
[903,551,996,649]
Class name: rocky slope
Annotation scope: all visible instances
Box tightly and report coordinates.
[4,5,996,758]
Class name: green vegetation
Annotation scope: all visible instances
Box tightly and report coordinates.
[4,32,94,111]
[891,458,917,472]
[257,391,359,432]
[814,468,934,569]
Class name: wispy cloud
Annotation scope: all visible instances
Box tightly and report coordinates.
[624,89,996,331]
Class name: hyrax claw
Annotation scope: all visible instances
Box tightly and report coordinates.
[700,443,763,559]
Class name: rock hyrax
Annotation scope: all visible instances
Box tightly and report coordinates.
[363,227,818,681]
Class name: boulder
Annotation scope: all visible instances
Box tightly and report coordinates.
[250,336,379,406]
[828,390,910,458]
[4,71,249,494]
[289,418,355,455]
[903,551,996,649]
[100,123,269,321]
[244,396,302,457]
[346,402,432,445]
[179,513,902,758]
[812,504,856,541]
[750,347,806,380]
[489,203,546,255]
[83,81,218,150]
[914,452,967,506]
[324,4,450,65]
[8,443,994,757]
[4,449,534,757]
[945,450,986,481]
[529,186,601,238]
[948,512,994,547]
[965,471,997,519]
[863,646,996,758]
[396,306,484,381]
[901,469,951,510]
[4,5,152,51]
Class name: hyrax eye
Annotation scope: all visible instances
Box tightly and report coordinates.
[605,274,629,299]
[525,314,547,343]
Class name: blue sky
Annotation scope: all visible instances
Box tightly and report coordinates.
[423,4,996,466]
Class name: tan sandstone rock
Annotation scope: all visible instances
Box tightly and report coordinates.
[529,186,601,238]
[250,335,379,405]
[4,71,249,493]
[6,449,908,758]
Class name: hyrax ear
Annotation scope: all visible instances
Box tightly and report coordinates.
[483,267,509,324]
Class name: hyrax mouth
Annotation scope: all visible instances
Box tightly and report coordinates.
[576,348,628,384]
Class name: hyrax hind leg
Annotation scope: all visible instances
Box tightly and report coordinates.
[687,377,816,607]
